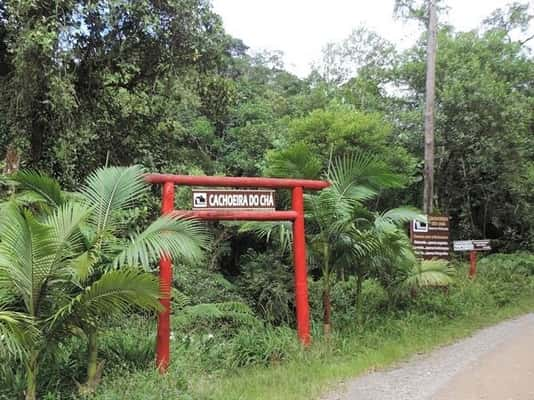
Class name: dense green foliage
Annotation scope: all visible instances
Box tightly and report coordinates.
[1,253,532,399]
[0,1,532,398]
[1,1,531,248]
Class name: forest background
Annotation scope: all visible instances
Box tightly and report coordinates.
[0,1,533,399]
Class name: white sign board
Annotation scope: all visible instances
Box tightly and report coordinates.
[453,239,491,252]
[192,189,275,211]
[453,240,474,251]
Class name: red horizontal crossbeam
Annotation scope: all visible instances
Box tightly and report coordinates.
[145,174,329,190]
[172,210,298,221]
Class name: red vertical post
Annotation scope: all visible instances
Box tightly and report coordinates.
[469,250,477,278]
[292,186,311,346]
[156,181,175,372]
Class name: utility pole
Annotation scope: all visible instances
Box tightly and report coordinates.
[423,0,437,214]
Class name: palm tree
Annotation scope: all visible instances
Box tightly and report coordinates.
[304,154,420,333]
[365,226,417,305]
[243,144,422,335]
[0,166,208,399]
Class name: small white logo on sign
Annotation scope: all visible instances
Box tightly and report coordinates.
[413,220,429,233]
[193,192,207,208]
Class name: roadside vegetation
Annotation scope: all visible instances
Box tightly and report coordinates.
[2,246,533,399]
[0,1,532,399]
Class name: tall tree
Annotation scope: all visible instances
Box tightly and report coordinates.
[423,0,438,214]
[395,0,439,213]
[396,5,533,248]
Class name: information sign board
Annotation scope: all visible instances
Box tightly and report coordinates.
[410,215,450,260]
[473,240,491,251]
[192,189,275,211]
[453,240,474,251]
[453,239,491,252]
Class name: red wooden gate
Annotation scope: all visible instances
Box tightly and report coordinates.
[145,174,329,371]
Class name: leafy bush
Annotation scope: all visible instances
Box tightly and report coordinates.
[99,318,156,371]
[173,264,243,305]
[399,259,455,294]
[94,367,192,400]
[475,253,534,306]
[225,326,300,368]
[173,302,260,338]
[235,249,296,325]
[309,277,389,330]
[478,252,534,277]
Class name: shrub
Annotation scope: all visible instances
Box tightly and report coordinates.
[477,252,534,306]
[478,252,534,277]
[99,317,156,371]
[173,302,260,338]
[235,249,296,326]
[94,367,192,400]
[309,277,389,331]
[173,264,243,305]
[225,326,300,368]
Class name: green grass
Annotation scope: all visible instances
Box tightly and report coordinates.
[191,296,534,400]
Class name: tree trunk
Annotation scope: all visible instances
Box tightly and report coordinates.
[322,245,331,336]
[423,0,438,214]
[355,273,364,325]
[81,330,104,394]
[3,144,20,175]
[87,331,98,387]
[322,288,331,337]
[25,352,38,400]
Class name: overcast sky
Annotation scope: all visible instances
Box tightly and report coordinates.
[212,0,530,76]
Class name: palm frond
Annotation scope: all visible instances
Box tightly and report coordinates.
[238,222,293,254]
[27,204,89,311]
[7,170,64,208]
[374,207,423,233]
[0,204,50,313]
[69,251,97,286]
[172,288,190,310]
[112,215,209,269]
[0,309,37,360]
[327,152,405,198]
[45,202,91,257]
[264,142,322,179]
[401,259,455,291]
[26,210,64,314]
[349,229,382,259]
[81,165,148,235]
[50,269,162,330]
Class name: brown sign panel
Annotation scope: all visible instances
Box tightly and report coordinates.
[192,189,275,211]
[472,239,491,251]
[410,215,450,260]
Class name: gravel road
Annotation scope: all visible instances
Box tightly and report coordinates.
[321,313,534,400]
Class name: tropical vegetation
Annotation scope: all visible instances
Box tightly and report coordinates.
[0,0,532,399]
[0,167,208,399]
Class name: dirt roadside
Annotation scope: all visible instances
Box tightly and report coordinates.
[433,324,534,400]
[321,313,534,400]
